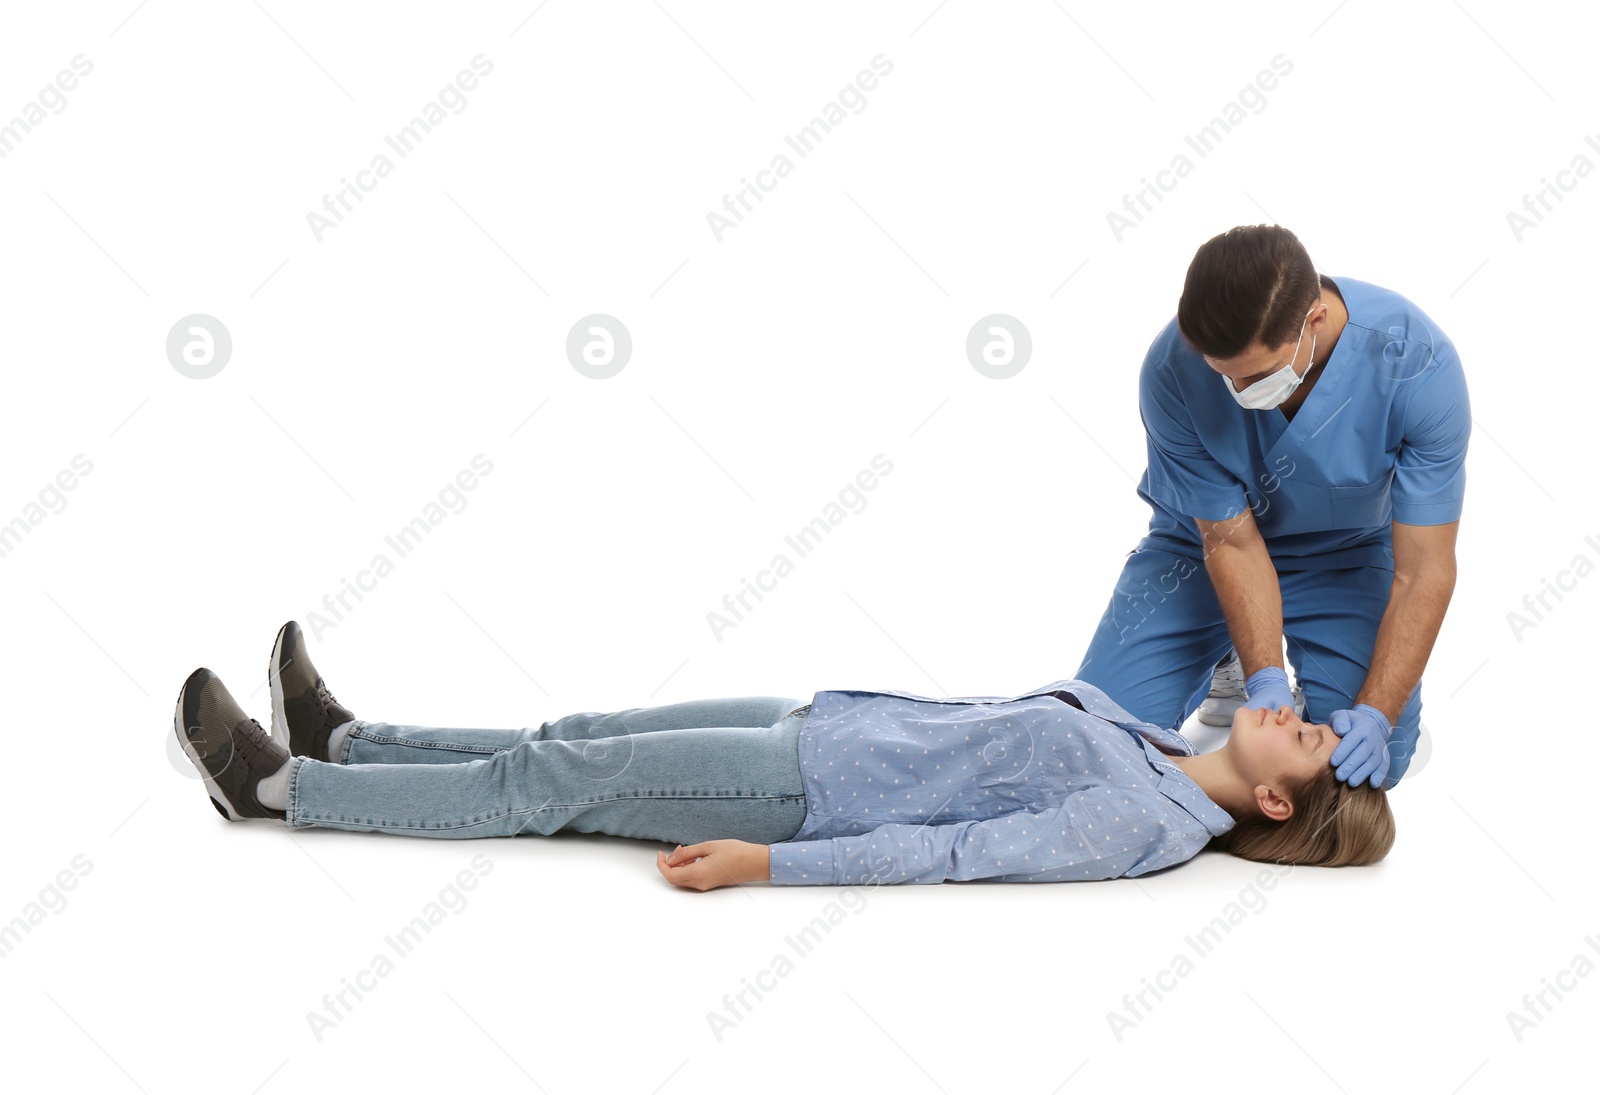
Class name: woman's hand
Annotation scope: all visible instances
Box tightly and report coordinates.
[656,839,770,891]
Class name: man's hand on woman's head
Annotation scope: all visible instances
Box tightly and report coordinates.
[1329,704,1393,789]
[656,839,770,891]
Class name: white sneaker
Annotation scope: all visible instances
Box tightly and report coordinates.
[1196,654,1246,726]
[1196,652,1305,726]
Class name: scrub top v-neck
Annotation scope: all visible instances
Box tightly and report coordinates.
[1135,274,1470,572]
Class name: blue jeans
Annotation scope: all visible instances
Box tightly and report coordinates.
[285,696,811,845]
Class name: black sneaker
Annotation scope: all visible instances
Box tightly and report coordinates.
[269,620,356,761]
[173,668,289,821]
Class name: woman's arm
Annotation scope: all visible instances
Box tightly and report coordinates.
[765,785,1178,887]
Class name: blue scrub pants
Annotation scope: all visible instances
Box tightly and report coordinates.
[1074,541,1422,786]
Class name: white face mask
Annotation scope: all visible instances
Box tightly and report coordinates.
[1224,304,1318,410]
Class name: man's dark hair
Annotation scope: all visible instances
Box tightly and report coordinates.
[1177,224,1322,360]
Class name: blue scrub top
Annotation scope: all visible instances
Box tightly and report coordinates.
[1136,274,1470,571]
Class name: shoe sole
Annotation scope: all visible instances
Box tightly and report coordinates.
[269,623,292,748]
[1196,697,1243,727]
[173,671,246,822]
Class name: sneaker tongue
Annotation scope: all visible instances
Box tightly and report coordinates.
[229,716,267,749]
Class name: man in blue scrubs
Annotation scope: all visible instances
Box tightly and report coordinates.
[1075,224,1469,789]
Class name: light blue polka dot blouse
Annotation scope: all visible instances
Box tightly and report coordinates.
[768,679,1236,886]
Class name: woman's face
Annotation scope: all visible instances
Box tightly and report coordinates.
[1229,702,1340,791]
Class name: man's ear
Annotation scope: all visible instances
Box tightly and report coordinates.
[1254,783,1294,823]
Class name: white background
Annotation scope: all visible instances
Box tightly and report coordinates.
[1,1,1594,1091]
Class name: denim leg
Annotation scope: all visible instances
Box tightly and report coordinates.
[288,709,809,844]
[341,695,805,766]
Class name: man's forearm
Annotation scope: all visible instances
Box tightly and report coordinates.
[1355,571,1456,724]
[1203,538,1284,678]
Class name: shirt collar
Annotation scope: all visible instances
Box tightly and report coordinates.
[1139,737,1236,838]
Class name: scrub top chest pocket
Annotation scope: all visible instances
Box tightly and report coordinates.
[1252,470,1394,535]
[1329,476,1393,529]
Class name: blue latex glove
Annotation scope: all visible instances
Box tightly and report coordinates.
[1329,704,1392,788]
[1244,666,1295,714]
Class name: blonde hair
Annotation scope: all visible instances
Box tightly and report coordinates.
[1211,764,1395,867]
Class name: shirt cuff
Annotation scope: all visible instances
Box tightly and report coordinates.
[1144,472,1249,523]
[767,841,837,886]
[1389,496,1464,525]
